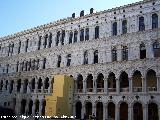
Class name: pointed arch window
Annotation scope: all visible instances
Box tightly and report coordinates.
[152,13,158,29]
[84,51,88,65]
[122,20,127,34]
[94,50,98,64]
[112,22,117,36]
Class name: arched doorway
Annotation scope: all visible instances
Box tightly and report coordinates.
[86,74,93,92]
[132,71,142,92]
[85,102,92,119]
[77,74,83,92]
[133,102,143,120]
[21,99,26,114]
[28,100,33,115]
[148,103,159,120]
[108,102,115,119]
[120,72,129,92]
[76,101,82,119]
[146,69,157,91]
[41,100,46,116]
[108,72,116,92]
[120,102,128,120]
[97,73,104,92]
[96,102,103,120]
[35,100,39,114]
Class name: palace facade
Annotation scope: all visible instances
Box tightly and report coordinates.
[0,0,160,119]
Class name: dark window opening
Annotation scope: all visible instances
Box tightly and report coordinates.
[95,26,99,39]
[18,41,21,54]
[112,47,117,61]
[74,31,78,43]
[61,30,65,45]
[69,32,73,44]
[122,20,127,34]
[17,79,21,92]
[56,31,60,46]
[94,50,98,64]
[80,29,84,41]
[66,54,71,66]
[83,51,88,65]
[113,22,117,36]
[42,58,46,69]
[140,43,146,59]
[139,16,145,31]
[44,78,49,89]
[44,34,48,48]
[25,39,29,52]
[122,46,128,61]
[6,64,9,73]
[85,28,89,40]
[57,55,61,68]
[48,33,52,48]
[16,61,19,72]
[38,36,42,50]
[153,41,160,57]
[152,13,158,29]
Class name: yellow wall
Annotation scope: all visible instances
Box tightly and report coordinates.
[45,75,74,118]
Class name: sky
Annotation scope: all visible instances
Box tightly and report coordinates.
[0,0,141,37]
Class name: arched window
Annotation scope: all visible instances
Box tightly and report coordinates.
[83,51,88,65]
[38,78,42,92]
[122,20,127,34]
[31,78,35,92]
[9,80,14,93]
[77,74,83,92]
[25,39,29,52]
[122,46,128,61]
[94,50,98,64]
[38,36,42,50]
[112,47,117,62]
[69,32,73,44]
[44,34,48,48]
[140,43,146,59]
[85,28,89,40]
[120,71,129,92]
[48,33,52,48]
[61,30,65,45]
[80,29,84,41]
[73,31,78,43]
[42,58,46,69]
[23,79,28,93]
[153,41,160,57]
[56,31,60,46]
[57,55,61,68]
[17,79,21,92]
[95,26,99,39]
[152,13,158,29]
[112,22,117,36]
[66,54,71,66]
[97,73,104,92]
[139,16,145,31]
[0,80,3,90]
[18,41,21,54]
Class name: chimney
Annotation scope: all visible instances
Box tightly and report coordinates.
[72,13,75,18]
[90,8,94,14]
[80,10,84,17]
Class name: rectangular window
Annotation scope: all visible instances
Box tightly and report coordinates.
[112,22,117,36]
[74,31,78,43]
[85,28,89,40]
[122,46,128,61]
[80,29,84,41]
[139,17,145,31]
[56,31,60,46]
[61,30,65,45]
[57,55,61,68]
[25,39,29,52]
[69,32,73,44]
[38,36,42,50]
[112,48,117,61]
[95,26,99,39]
[48,33,52,48]
[43,58,46,69]
[44,35,48,48]
[122,20,127,34]
[18,41,21,54]
[67,54,71,66]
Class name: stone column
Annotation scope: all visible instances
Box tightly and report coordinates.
[32,100,36,115]
[93,75,97,93]
[83,76,86,93]
[115,104,120,120]
[34,79,38,93]
[73,103,76,118]
[157,76,160,92]
[74,80,77,93]
[117,45,122,62]
[142,76,147,93]
[14,80,18,93]
[88,49,93,64]
[143,104,148,120]
[116,78,120,94]
[92,103,96,116]
[128,104,133,120]
[41,77,45,93]
[48,78,52,93]
[39,100,42,116]
[129,77,133,93]
[27,82,31,93]
[158,106,160,120]
[81,103,85,119]
[20,81,24,93]
[103,103,107,120]
[104,77,108,94]
[7,80,11,93]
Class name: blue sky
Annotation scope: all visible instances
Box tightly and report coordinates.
[0,0,141,37]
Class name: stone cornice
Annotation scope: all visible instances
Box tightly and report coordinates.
[0,0,155,42]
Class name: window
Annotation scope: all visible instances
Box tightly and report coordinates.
[139,16,145,31]
[80,29,84,41]
[42,58,46,69]
[6,64,9,73]
[85,28,89,40]
[74,31,78,43]
[69,32,73,44]
[16,61,19,72]
[61,30,65,45]
[21,62,24,71]
[112,22,117,36]
[112,47,117,61]
[66,54,71,66]
[83,51,88,64]
[56,31,60,46]
[44,34,48,48]
[48,33,52,48]
[7,44,11,56]
[95,26,99,39]
[122,20,127,34]
[25,39,29,52]
[153,41,160,57]
[38,36,42,50]
[25,61,28,71]
[94,50,98,64]
[140,43,146,59]
[36,59,39,70]
[11,43,14,55]
[18,41,21,54]
[152,13,158,29]
[122,46,128,61]
[57,55,61,68]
